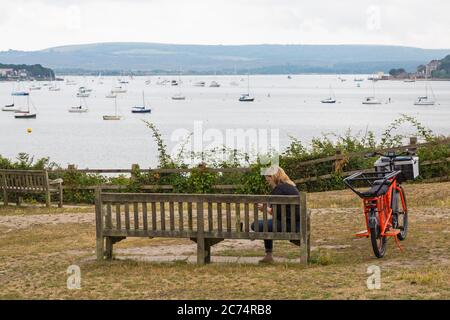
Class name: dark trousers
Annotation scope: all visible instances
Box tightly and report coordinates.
[251,220,300,253]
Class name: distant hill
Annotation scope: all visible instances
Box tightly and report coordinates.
[0,42,449,75]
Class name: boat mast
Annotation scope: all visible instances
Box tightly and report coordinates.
[247,74,250,95]
[114,96,118,116]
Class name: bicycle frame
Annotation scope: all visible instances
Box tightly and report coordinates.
[344,170,406,250]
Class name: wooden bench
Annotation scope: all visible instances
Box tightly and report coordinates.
[0,169,63,207]
[95,190,310,265]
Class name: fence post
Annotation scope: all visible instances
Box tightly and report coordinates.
[409,137,418,154]
[334,149,343,173]
[131,164,140,182]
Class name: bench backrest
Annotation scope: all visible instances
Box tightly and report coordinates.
[0,169,49,193]
[95,192,309,242]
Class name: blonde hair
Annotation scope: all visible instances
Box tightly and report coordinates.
[264,165,296,187]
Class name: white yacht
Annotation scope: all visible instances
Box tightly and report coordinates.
[414,76,436,105]
[103,96,122,120]
[14,93,36,119]
[69,98,88,113]
[239,74,254,102]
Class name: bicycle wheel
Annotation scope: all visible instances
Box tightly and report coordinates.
[369,208,387,258]
[392,186,408,241]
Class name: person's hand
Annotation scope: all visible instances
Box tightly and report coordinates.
[257,203,264,211]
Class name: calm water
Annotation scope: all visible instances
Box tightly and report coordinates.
[0,75,449,168]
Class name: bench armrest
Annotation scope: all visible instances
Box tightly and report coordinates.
[49,178,64,185]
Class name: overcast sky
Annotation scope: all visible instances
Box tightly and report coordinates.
[1,0,449,51]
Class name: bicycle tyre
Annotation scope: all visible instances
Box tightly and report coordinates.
[369,208,387,258]
[392,186,408,241]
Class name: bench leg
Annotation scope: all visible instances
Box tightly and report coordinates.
[45,192,51,208]
[16,196,22,206]
[3,191,8,206]
[96,237,104,261]
[105,237,113,260]
[197,238,210,265]
[58,185,63,208]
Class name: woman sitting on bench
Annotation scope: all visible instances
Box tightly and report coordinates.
[251,165,300,263]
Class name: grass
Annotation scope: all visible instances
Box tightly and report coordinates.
[0,181,449,299]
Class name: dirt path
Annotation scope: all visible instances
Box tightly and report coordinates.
[0,212,95,231]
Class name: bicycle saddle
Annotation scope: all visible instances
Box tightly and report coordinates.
[361,179,391,198]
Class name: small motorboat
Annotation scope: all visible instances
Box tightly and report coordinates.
[68,106,88,113]
[11,91,29,96]
[105,92,117,98]
[362,97,382,105]
[132,106,151,113]
[76,92,90,98]
[209,80,220,87]
[239,94,254,102]
[171,80,179,86]
[111,86,127,93]
[321,97,336,104]
[2,104,18,112]
[193,81,205,87]
[414,96,435,106]
[172,93,186,100]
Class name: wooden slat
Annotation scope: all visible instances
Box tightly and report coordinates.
[226,203,231,232]
[124,203,130,230]
[178,202,184,231]
[115,203,121,230]
[142,202,148,231]
[235,203,241,232]
[290,204,296,233]
[253,204,258,233]
[169,202,175,231]
[244,203,249,232]
[133,202,139,230]
[272,205,277,233]
[151,202,157,230]
[102,229,300,240]
[281,205,287,233]
[217,202,222,232]
[106,203,112,229]
[263,205,268,233]
[188,202,193,231]
[160,202,165,231]
[207,202,213,232]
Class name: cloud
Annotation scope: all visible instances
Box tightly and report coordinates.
[0,0,449,51]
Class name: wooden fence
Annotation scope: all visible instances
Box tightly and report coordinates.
[50,137,450,191]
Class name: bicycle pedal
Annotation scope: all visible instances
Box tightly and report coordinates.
[355,230,369,238]
[384,229,401,236]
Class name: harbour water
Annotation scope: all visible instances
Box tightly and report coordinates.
[1,75,449,168]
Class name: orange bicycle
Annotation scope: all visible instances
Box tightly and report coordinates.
[344,152,418,258]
